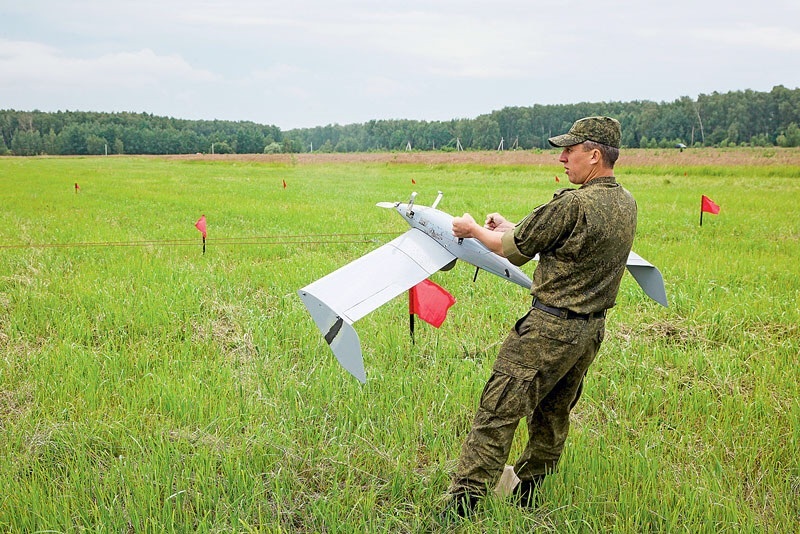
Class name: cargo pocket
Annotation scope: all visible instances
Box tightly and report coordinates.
[478,371,536,416]
[493,309,540,380]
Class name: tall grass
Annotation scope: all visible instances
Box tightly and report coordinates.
[0,153,798,532]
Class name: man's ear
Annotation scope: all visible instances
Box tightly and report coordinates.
[589,148,602,164]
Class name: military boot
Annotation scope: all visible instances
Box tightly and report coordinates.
[439,492,480,520]
[514,474,545,509]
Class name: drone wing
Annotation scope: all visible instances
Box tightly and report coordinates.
[625,251,668,307]
[298,228,456,383]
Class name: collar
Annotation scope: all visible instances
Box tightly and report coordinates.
[580,176,617,188]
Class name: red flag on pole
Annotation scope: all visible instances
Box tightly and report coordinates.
[701,195,720,215]
[194,215,207,238]
[195,215,207,254]
[409,279,456,328]
[282,179,287,189]
[555,175,560,183]
[74,182,80,193]
[412,178,416,185]
[700,195,720,226]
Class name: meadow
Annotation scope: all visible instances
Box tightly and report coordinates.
[0,149,798,532]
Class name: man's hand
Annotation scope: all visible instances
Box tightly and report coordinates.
[452,213,479,238]
[452,212,506,256]
[485,213,515,232]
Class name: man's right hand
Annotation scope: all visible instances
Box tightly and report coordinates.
[485,213,515,232]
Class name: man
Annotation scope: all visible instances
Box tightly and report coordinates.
[443,116,637,517]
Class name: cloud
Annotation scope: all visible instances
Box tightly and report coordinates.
[137,2,554,80]
[696,24,800,52]
[0,39,216,90]
[362,75,421,99]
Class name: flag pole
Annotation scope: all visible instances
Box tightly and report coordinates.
[409,288,416,344]
[699,199,704,226]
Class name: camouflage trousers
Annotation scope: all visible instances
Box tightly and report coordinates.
[450,306,605,496]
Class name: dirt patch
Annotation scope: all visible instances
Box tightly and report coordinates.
[163,147,800,167]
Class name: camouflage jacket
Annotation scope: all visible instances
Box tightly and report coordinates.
[501,176,637,313]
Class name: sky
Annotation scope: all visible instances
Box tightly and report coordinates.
[2,0,799,131]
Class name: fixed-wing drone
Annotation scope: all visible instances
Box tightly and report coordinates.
[298,192,667,383]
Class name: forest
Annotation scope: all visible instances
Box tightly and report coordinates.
[2,85,799,156]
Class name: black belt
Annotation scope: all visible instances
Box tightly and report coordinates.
[532,298,606,320]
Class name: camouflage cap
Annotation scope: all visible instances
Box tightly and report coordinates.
[548,116,621,148]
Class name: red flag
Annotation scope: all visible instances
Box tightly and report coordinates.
[555,175,560,183]
[74,182,80,193]
[412,178,416,185]
[409,279,456,328]
[701,195,720,215]
[195,215,207,238]
[282,179,287,189]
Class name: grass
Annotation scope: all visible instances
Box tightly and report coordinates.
[0,152,798,532]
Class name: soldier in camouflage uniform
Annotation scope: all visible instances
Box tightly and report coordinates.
[443,116,637,517]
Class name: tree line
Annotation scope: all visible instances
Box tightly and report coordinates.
[2,85,799,156]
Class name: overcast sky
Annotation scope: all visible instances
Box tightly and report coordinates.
[2,1,799,130]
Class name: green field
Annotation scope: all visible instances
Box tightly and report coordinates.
[1,153,798,532]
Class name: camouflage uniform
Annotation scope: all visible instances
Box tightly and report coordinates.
[450,142,637,497]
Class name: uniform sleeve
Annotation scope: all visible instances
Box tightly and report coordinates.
[502,229,531,266]
[506,192,580,265]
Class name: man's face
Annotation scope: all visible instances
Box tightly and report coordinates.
[558,143,595,185]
